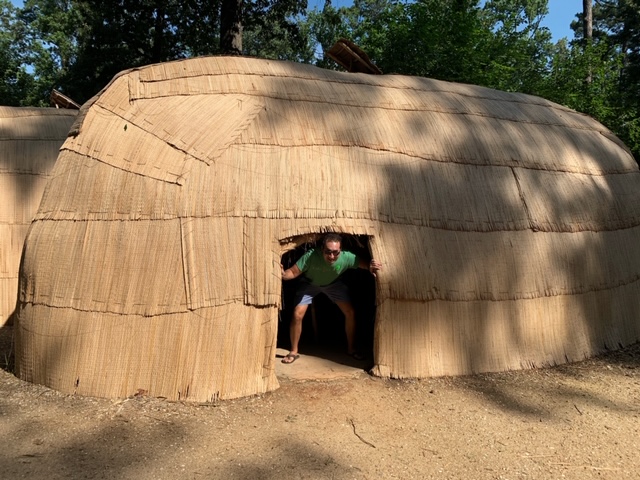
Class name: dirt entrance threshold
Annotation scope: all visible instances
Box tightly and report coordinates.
[274,346,369,382]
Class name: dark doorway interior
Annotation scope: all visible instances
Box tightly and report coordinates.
[278,234,376,359]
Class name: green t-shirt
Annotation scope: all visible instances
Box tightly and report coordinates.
[296,248,359,286]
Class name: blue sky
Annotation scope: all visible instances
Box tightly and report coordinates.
[10,0,583,42]
[541,0,583,41]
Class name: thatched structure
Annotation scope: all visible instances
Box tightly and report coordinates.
[15,56,640,401]
[1,107,77,326]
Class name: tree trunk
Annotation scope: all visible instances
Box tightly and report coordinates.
[583,0,593,40]
[152,1,167,63]
[221,0,243,55]
[583,0,593,84]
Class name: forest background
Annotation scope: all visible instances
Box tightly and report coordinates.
[2,0,640,161]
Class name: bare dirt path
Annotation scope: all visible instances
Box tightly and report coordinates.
[1,332,639,480]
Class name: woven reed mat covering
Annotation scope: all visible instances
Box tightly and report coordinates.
[14,56,640,401]
[0,107,76,326]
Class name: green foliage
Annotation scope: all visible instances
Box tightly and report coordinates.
[476,0,553,93]
[304,0,553,90]
[367,0,490,81]
[7,0,308,105]
[61,0,203,102]
[17,0,86,105]
[568,0,640,160]
[243,0,313,61]
[303,0,354,69]
[244,0,308,53]
[0,0,33,105]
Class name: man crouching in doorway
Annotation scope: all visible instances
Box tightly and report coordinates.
[280,233,382,364]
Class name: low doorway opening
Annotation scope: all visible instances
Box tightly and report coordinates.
[278,233,377,368]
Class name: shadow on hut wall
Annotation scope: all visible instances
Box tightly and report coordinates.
[373,105,640,385]
[504,120,640,359]
[278,234,376,361]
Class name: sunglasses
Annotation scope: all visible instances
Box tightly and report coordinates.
[323,249,341,256]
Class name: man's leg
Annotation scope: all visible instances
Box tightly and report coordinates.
[283,284,316,364]
[285,303,308,359]
[336,301,357,355]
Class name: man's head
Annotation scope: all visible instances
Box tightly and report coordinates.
[322,233,342,265]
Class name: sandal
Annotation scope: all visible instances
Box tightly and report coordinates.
[281,353,300,364]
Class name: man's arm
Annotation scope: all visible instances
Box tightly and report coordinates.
[358,257,383,277]
[282,264,302,281]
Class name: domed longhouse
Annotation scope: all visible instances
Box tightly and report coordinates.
[1,106,76,326]
[14,56,640,401]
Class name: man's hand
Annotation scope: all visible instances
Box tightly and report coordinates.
[282,264,302,281]
[369,259,382,277]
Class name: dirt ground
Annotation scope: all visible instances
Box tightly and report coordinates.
[1,323,639,480]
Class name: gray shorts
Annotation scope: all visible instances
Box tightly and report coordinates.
[294,280,351,306]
